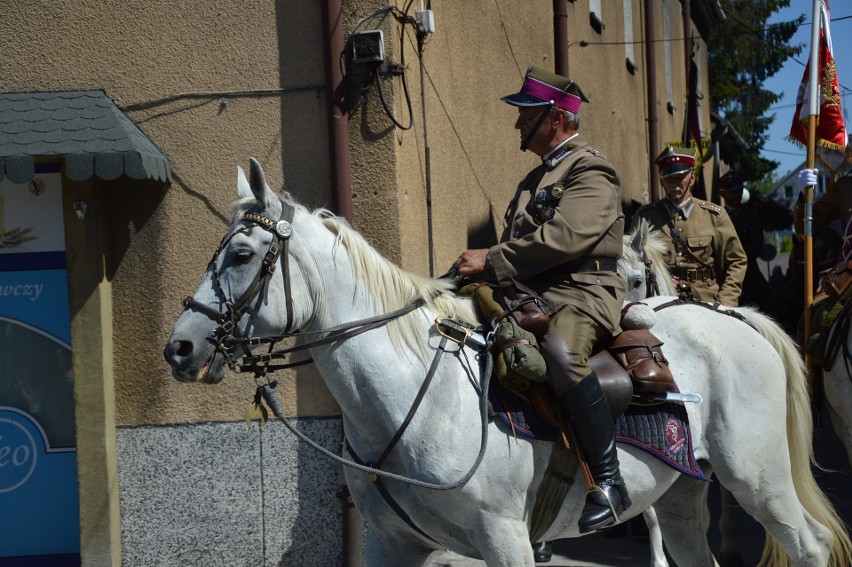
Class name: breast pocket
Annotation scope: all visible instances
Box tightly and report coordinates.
[686,235,713,259]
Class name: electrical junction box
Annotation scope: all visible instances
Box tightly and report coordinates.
[350,30,384,65]
[416,10,435,34]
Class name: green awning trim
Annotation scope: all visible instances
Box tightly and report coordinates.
[0,90,171,184]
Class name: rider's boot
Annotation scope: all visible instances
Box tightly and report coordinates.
[531,541,553,563]
[558,372,631,533]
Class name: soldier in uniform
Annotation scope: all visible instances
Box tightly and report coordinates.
[719,172,773,312]
[635,147,747,306]
[453,66,630,538]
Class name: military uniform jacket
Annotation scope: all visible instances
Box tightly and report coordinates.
[636,198,747,305]
[489,133,626,335]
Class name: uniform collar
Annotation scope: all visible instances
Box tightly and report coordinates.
[541,133,580,170]
[664,197,694,220]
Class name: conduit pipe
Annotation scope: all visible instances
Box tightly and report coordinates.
[321,2,361,566]
[553,0,570,76]
[644,0,661,201]
[322,0,354,223]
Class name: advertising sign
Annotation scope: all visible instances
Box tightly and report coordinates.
[0,169,79,558]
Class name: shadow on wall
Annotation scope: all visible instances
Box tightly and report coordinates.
[467,217,499,251]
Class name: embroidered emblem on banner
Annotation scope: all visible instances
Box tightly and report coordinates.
[664,417,686,456]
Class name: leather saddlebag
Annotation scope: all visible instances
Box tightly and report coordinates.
[608,329,674,393]
[822,260,852,300]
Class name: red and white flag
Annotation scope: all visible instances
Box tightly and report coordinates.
[789,0,849,175]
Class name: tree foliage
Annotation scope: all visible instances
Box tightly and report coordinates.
[708,0,804,182]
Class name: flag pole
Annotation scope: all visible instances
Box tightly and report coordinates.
[803,0,821,376]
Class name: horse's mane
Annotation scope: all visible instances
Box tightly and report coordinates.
[232,194,477,363]
[622,221,677,296]
[317,211,478,363]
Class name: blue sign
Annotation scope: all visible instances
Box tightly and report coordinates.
[0,407,79,556]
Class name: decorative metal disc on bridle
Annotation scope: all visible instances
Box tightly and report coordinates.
[275,220,292,238]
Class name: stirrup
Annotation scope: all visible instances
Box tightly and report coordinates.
[586,484,622,525]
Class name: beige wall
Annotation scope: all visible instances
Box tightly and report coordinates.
[2,0,341,425]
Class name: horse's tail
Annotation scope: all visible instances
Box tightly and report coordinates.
[740,307,852,567]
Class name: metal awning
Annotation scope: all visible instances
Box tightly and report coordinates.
[0,90,171,183]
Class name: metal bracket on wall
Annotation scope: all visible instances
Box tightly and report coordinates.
[73,201,87,221]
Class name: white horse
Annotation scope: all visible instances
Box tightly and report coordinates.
[164,159,852,567]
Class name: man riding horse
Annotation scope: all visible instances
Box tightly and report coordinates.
[453,66,630,534]
[635,148,747,306]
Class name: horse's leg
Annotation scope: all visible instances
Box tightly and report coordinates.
[472,516,536,567]
[643,507,670,567]
[716,486,743,567]
[713,461,833,567]
[652,474,719,567]
[363,528,434,567]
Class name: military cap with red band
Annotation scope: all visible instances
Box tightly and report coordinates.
[655,146,697,177]
[501,66,590,114]
[719,172,745,192]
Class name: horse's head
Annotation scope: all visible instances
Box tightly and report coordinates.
[619,219,675,301]
[164,158,308,383]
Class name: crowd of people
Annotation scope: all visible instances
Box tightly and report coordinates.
[451,64,850,562]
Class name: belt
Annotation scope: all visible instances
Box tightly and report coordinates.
[565,257,617,273]
[672,266,716,282]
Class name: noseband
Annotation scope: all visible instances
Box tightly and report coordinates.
[183,202,296,372]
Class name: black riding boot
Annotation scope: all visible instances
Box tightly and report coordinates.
[532,540,552,563]
[559,372,631,533]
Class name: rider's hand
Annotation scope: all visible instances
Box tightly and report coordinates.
[797,168,818,189]
[453,249,490,276]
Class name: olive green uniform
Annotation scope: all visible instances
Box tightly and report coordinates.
[489,134,626,392]
[636,198,747,305]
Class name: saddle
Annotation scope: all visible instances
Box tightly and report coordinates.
[458,282,676,417]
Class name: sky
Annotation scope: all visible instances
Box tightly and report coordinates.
[760,0,852,178]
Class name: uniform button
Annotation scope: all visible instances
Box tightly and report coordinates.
[595,277,602,284]
[513,231,521,237]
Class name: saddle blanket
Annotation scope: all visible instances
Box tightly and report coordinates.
[490,384,707,480]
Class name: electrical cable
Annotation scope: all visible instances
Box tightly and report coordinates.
[373,66,414,130]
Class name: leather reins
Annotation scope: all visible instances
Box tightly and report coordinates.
[179,198,494,510]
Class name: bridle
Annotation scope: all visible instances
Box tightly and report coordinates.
[179,196,494,511]
[642,252,661,298]
[182,202,297,376]
[182,201,427,377]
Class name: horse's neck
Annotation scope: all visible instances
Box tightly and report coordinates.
[301,256,460,443]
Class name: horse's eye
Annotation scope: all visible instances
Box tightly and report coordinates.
[632,279,643,289]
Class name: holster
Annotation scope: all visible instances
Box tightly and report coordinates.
[498,279,555,338]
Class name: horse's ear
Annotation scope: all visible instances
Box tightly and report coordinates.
[249,158,267,196]
[630,225,644,255]
[247,157,278,210]
[640,218,651,240]
[237,166,251,199]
